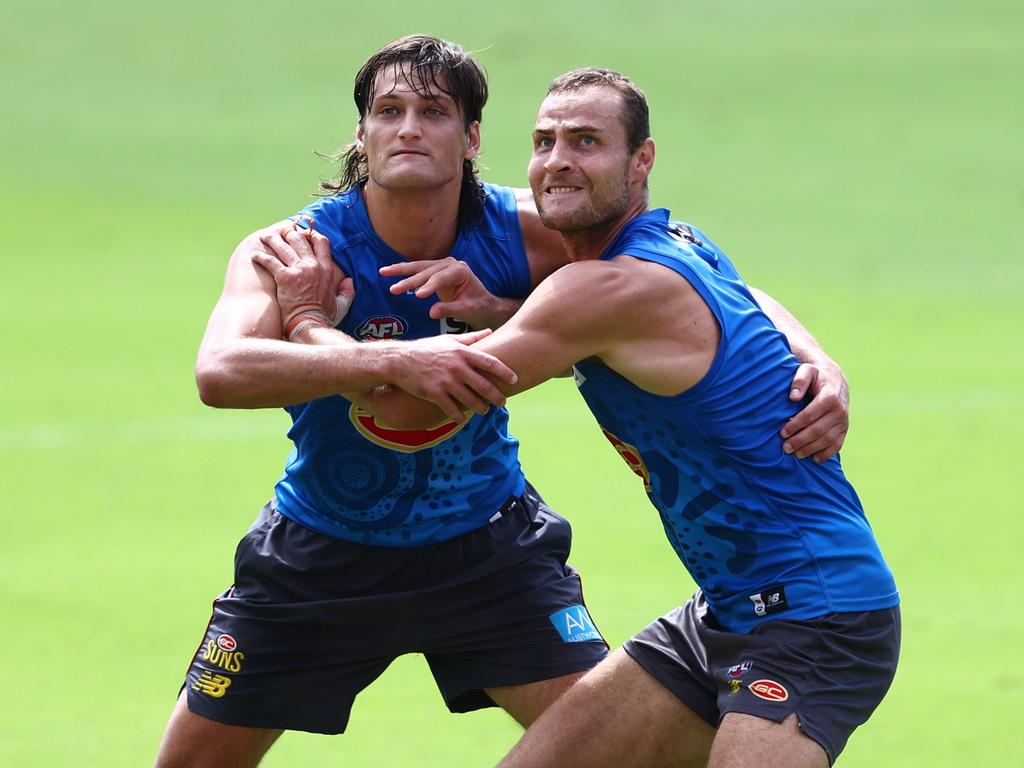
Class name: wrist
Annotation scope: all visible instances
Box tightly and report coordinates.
[285,311,331,342]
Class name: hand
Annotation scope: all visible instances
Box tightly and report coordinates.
[251,224,354,334]
[780,362,850,462]
[381,330,518,422]
[379,258,500,329]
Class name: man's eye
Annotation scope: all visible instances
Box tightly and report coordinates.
[425,107,443,116]
[536,138,553,149]
[580,136,596,146]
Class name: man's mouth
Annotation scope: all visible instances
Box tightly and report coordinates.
[546,186,582,195]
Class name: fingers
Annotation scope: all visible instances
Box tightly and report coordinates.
[788,363,817,402]
[384,261,451,296]
[432,393,470,425]
[309,229,338,268]
[259,231,301,266]
[379,260,442,278]
[782,404,846,459]
[251,249,285,277]
[811,428,847,463]
[463,347,518,386]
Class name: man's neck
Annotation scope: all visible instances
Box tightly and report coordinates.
[562,199,650,262]
[363,180,462,260]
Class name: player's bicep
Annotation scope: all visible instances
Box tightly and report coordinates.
[474,274,610,396]
[200,231,285,352]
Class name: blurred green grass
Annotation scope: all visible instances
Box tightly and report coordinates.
[2,1,1021,765]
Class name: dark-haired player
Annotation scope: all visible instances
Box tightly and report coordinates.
[155,38,853,767]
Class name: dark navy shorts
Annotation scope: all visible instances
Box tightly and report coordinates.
[182,484,608,733]
[623,591,900,764]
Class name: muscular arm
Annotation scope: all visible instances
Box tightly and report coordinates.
[352,259,710,429]
[749,287,850,461]
[373,189,570,332]
[195,225,514,415]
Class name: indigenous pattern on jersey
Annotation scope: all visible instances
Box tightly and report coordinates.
[573,210,898,632]
[274,183,531,546]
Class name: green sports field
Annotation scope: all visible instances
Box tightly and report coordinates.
[3,1,1021,765]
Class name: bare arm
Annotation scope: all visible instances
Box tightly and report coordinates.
[372,189,569,331]
[195,224,515,415]
[749,287,850,461]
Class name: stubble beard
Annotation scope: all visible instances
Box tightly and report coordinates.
[535,164,631,234]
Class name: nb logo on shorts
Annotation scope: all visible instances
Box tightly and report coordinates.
[192,671,232,698]
[549,605,602,643]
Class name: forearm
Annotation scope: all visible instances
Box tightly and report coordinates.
[292,325,451,428]
[471,295,524,330]
[751,287,837,369]
[195,330,398,409]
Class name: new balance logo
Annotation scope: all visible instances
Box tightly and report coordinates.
[192,671,232,698]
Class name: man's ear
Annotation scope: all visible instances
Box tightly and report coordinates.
[355,121,366,154]
[465,121,481,160]
[631,137,655,183]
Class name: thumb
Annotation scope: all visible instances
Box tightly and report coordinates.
[337,276,355,301]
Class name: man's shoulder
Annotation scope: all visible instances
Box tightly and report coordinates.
[296,189,369,250]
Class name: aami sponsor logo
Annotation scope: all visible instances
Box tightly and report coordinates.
[192,671,232,698]
[748,679,789,702]
[356,315,408,340]
[202,639,245,673]
[349,403,465,452]
[601,429,651,491]
[548,605,603,644]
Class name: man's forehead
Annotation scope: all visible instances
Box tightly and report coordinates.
[370,63,453,102]
[534,87,624,131]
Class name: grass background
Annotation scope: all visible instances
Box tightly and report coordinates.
[2,0,1021,765]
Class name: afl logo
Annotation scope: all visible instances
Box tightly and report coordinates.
[216,634,237,652]
[349,404,466,452]
[601,429,651,491]
[356,315,408,340]
[748,679,789,702]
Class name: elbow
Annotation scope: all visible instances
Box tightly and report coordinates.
[195,354,237,408]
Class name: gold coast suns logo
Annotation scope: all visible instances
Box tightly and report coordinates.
[601,428,651,491]
[350,404,466,452]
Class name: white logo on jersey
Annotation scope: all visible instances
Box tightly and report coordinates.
[572,365,587,388]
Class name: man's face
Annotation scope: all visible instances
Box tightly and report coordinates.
[358,63,480,192]
[528,86,635,233]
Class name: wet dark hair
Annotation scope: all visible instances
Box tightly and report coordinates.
[546,67,650,154]
[320,35,489,225]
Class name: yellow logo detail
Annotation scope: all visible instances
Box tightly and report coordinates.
[192,671,232,698]
[349,403,466,453]
[201,640,245,672]
[729,679,742,695]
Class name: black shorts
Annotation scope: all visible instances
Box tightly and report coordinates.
[623,591,900,764]
[182,484,608,734]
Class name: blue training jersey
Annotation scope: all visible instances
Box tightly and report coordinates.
[273,183,530,547]
[573,209,898,632]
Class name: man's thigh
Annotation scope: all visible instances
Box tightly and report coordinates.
[710,713,827,768]
[497,648,715,768]
[155,691,283,768]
